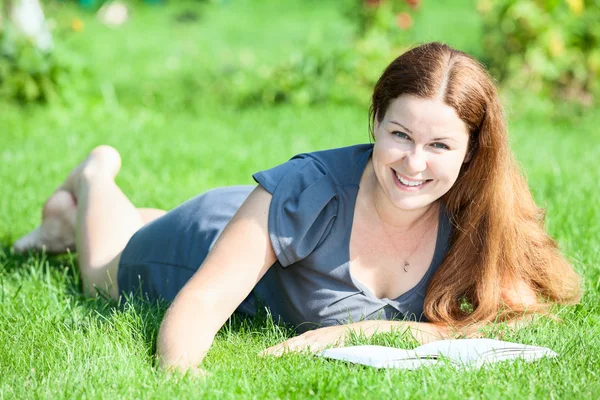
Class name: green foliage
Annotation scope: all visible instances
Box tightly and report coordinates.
[479,0,600,106]
[210,0,421,107]
[347,0,420,38]
[210,46,370,107]
[0,25,85,104]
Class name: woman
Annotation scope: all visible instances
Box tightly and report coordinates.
[13,42,581,373]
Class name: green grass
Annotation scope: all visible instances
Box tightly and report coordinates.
[1,0,599,398]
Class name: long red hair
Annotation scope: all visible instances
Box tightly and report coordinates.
[369,42,581,326]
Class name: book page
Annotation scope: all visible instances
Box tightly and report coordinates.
[414,339,557,365]
[321,345,430,369]
[320,339,557,369]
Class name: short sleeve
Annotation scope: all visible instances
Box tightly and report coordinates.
[252,156,339,267]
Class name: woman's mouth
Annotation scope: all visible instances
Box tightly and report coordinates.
[392,169,432,190]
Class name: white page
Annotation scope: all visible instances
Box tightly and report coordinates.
[320,339,557,369]
[321,345,427,369]
[414,339,557,365]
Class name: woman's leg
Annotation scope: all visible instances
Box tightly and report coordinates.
[74,145,145,299]
[13,145,167,299]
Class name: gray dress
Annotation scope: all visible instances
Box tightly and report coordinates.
[118,144,452,332]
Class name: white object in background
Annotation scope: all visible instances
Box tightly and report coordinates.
[97,2,129,27]
[320,338,558,370]
[10,0,53,51]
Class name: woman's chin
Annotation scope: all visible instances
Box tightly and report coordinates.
[386,188,446,211]
[387,198,431,212]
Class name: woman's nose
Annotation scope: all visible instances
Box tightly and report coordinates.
[403,147,427,174]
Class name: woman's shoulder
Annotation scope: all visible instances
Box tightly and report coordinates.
[251,144,372,266]
[291,143,373,186]
[253,144,372,194]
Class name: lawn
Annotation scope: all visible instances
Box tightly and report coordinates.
[1,0,599,398]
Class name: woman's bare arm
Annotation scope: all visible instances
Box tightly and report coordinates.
[261,320,455,356]
[156,186,276,372]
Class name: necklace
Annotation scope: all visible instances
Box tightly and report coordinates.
[372,199,438,273]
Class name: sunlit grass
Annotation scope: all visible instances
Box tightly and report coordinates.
[1,0,599,398]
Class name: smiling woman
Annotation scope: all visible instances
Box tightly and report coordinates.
[371,95,470,215]
[13,42,581,373]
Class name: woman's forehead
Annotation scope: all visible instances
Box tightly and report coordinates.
[384,95,469,139]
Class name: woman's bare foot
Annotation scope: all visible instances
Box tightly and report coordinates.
[13,145,122,254]
[13,190,77,254]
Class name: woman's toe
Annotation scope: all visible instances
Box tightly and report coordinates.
[13,218,76,254]
[13,227,44,253]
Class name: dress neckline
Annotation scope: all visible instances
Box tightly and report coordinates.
[344,145,445,304]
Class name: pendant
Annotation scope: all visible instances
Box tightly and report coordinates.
[403,261,410,272]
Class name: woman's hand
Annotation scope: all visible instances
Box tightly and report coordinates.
[261,320,455,357]
[161,361,211,380]
[261,325,349,356]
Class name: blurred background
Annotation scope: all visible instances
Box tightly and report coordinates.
[3,0,599,218]
[1,0,597,114]
[1,4,599,396]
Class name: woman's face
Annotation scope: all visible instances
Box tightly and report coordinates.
[372,94,470,212]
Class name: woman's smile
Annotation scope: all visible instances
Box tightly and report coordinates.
[392,169,432,191]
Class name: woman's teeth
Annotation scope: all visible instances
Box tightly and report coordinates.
[396,173,426,187]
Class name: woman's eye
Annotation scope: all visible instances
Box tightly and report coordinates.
[432,142,450,150]
[392,131,410,140]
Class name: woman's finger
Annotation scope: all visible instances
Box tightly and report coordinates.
[259,327,345,357]
[260,336,308,356]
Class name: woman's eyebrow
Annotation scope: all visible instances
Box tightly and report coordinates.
[389,120,456,142]
[389,120,413,133]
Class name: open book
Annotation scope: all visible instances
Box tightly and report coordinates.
[320,339,557,369]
